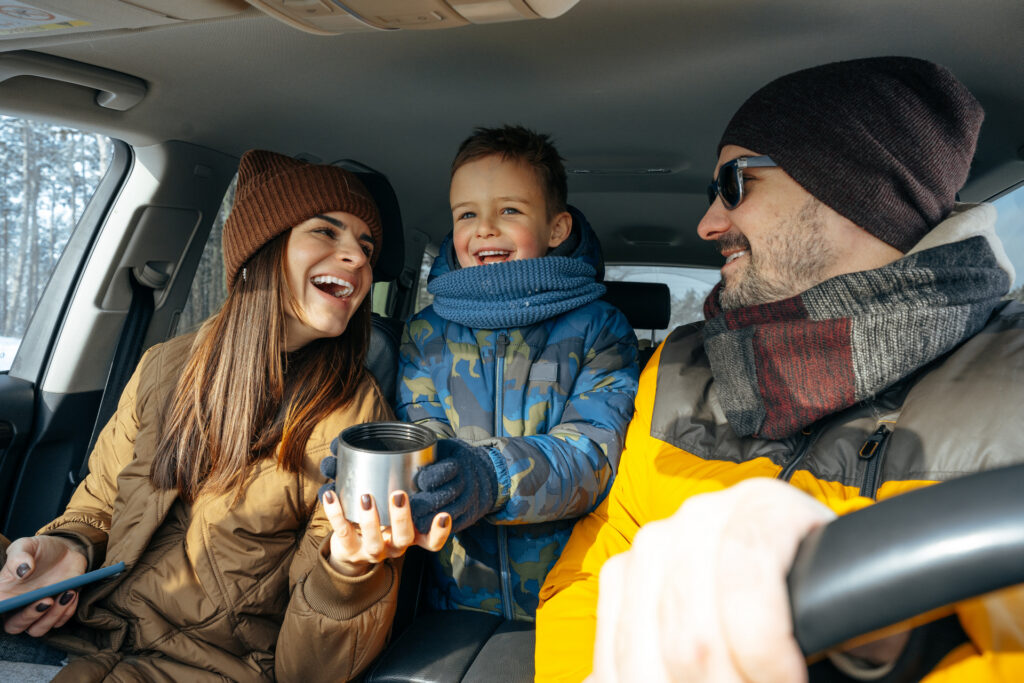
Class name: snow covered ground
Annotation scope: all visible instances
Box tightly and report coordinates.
[0,336,20,373]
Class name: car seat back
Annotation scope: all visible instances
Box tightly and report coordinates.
[601,280,671,369]
[337,159,406,405]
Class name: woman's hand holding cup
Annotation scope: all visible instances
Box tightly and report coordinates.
[320,488,451,577]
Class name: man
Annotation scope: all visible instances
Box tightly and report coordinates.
[535,56,1024,682]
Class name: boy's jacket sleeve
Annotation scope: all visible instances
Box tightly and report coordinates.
[395,305,639,525]
[484,310,637,523]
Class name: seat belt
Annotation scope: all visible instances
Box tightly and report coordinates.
[72,266,164,485]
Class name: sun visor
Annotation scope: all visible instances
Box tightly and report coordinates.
[0,0,249,44]
[243,0,581,35]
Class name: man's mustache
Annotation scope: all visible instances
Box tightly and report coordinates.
[715,232,751,253]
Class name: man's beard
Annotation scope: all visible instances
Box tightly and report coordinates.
[718,197,837,310]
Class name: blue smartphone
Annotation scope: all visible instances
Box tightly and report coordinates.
[0,562,126,614]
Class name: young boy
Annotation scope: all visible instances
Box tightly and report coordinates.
[397,125,639,621]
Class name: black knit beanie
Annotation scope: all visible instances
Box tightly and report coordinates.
[718,57,984,252]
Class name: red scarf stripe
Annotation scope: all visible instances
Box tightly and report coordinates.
[752,318,856,438]
[724,296,807,329]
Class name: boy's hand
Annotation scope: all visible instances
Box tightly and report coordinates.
[409,439,499,534]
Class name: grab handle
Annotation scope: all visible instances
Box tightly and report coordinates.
[0,51,146,111]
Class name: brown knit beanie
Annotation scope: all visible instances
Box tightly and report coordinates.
[718,57,984,252]
[222,150,383,289]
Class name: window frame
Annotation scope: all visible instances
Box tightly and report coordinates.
[6,138,133,383]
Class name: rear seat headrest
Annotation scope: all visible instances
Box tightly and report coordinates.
[336,159,405,283]
[601,281,672,330]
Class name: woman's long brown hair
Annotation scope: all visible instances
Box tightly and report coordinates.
[151,232,371,502]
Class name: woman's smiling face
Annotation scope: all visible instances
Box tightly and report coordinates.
[282,211,375,351]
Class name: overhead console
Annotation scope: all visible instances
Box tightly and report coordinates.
[0,0,579,47]
[244,0,582,34]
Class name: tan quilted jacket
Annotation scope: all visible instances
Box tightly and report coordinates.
[36,333,396,682]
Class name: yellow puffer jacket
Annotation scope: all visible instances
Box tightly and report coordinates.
[35,333,395,682]
[536,303,1024,682]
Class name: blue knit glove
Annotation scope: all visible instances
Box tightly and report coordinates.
[318,450,338,503]
[410,439,499,534]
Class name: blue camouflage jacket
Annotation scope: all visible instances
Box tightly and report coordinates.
[396,212,639,621]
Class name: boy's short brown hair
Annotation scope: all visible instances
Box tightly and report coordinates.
[451,125,567,219]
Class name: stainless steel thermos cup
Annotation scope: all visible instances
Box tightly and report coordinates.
[332,422,437,526]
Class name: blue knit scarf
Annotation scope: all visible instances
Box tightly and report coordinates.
[428,257,605,328]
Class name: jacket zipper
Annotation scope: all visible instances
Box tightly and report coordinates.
[858,424,892,499]
[777,427,819,483]
[493,332,514,620]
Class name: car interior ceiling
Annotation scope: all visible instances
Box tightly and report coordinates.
[0,1,1021,263]
[0,1,1022,679]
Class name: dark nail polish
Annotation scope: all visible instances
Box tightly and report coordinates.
[360,494,372,511]
[59,591,75,606]
[16,563,29,578]
[438,514,450,529]
[323,490,335,504]
[36,602,51,612]
[392,492,406,508]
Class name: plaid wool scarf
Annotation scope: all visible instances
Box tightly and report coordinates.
[702,206,1012,440]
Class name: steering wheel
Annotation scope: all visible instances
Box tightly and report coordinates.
[788,463,1024,656]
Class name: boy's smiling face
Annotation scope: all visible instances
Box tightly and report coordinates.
[450,154,572,268]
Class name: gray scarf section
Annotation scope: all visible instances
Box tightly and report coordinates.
[704,204,1014,439]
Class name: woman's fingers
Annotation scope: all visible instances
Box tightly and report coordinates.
[356,494,386,562]
[0,538,37,585]
[387,491,415,553]
[416,512,452,552]
[323,488,450,572]
[3,598,51,635]
[25,591,76,638]
[323,490,363,559]
[51,591,79,629]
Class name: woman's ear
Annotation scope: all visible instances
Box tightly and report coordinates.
[547,211,573,249]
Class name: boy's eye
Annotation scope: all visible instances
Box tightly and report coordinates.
[456,211,476,221]
[501,207,521,215]
[361,244,373,258]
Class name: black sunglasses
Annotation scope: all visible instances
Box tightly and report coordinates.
[706,155,777,209]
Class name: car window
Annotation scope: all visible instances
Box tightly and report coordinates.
[0,114,113,372]
[177,177,236,334]
[604,264,718,342]
[993,183,1024,302]
[413,244,441,314]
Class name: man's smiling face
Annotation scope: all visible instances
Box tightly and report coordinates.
[698,144,902,310]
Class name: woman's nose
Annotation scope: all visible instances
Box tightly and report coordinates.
[336,235,369,267]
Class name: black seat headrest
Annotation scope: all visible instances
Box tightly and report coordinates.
[601,281,671,330]
[335,159,405,282]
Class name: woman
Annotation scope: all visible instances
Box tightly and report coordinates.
[0,150,449,681]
